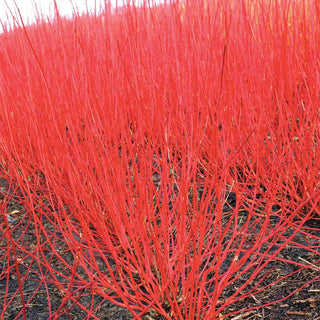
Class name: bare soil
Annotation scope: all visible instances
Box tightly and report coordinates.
[1,177,320,320]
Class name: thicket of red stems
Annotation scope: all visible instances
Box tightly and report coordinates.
[0,0,320,319]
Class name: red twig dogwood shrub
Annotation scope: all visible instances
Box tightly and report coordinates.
[0,0,320,319]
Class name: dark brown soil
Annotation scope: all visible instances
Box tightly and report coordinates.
[1,177,320,320]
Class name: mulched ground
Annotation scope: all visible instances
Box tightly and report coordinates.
[1,176,320,320]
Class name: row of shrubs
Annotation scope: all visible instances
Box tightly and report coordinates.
[0,0,319,318]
